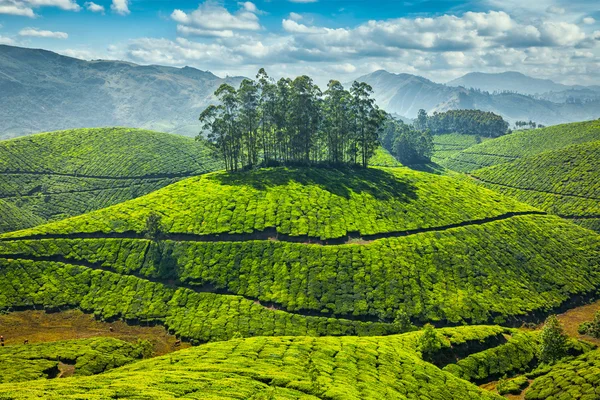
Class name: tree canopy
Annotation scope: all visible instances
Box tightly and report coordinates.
[417,109,509,138]
[198,70,386,171]
[379,117,433,165]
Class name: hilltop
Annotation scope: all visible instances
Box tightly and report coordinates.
[471,141,600,232]
[1,166,598,339]
[440,120,600,173]
[0,127,223,233]
[0,45,243,139]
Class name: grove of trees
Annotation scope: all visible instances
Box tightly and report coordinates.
[416,109,509,137]
[379,117,434,165]
[198,69,386,171]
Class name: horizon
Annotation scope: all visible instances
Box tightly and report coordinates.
[0,0,598,87]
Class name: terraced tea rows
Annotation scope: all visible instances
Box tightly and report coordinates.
[431,133,488,165]
[1,167,537,241]
[0,337,149,383]
[0,328,509,399]
[368,147,403,167]
[471,141,600,231]
[440,120,600,172]
[0,127,223,233]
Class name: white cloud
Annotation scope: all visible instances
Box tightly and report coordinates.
[171,1,261,35]
[282,19,325,34]
[289,12,303,21]
[85,1,104,13]
[111,0,129,15]
[583,17,595,25]
[176,25,235,38]
[0,35,14,44]
[0,0,80,17]
[19,27,68,39]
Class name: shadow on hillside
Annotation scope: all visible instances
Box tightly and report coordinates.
[404,162,446,176]
[208,167,418,201]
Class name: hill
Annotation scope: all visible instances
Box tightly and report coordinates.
[0,127,223,233]
[440,120,600,173]
[354,70,600,125]
[0,324,595,399]
[0,45,243,139]
[471,141,600,232]
[0,326,512,399]
[0,167,598,340]
[430,133,490,165]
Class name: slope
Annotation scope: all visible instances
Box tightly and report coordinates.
[440,120,600,173]
[0,45,244,139]
[0,167,598,336]
[0,127,223,233]
[0,327,508,399]
[471,141,600,232]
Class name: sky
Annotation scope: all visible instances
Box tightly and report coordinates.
[0,0,599,86]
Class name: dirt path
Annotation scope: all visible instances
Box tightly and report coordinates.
[556,299,600,346]
[0,309,190,355]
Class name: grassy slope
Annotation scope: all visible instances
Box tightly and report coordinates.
[0,337,148,383]
[0,198,44,233]
[0,127,222,233]
[369,146,403,167]
[0,327,506,400]
[431,133,489,165]
[440,120,600,173]
[1,167,537,240]
[0,167,598,330]
[471,141,600,231]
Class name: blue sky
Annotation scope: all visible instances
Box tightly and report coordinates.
[0,0,599,85]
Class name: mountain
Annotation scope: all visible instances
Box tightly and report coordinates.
[447,71,600,95]
[0,127,223,233]
[0,45,244,140]
[354,70,600,125]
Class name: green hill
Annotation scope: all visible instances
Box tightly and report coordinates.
[0,337,150,383]
[440,120,600,173]
[431,133,489,165]
[0,199,44,233]
[0,127,222,233]
[369,146,402,167]
[0,326,510,399]
[471,141,600,232]
[1,167,598,340]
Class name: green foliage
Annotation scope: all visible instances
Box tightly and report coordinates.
[420,109,509,138]
[2,167,537,241]
[1,213,598,325]
[471,140,600,232]
[578,311,600,338]
[0,332,503,399]
[418,324,444,362]
[0,337,148,383]
[379,117,434,165]
[144,212,164,240]
[430,133,488,165]
[497,375,529,395]
[538,315,568,365]
[368,147,402,167]
[0,127,223,233]
[441,120,600,172]
[525,349,600,400]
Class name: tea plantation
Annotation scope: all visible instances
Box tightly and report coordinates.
[0,127,222,233]
[471,140,600,232]
[0,337,150,383]
[0,327,513,399]
[431,133,488,165]
[440,120,600,172]
[1,166,538,240]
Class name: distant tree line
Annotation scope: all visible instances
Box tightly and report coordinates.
[514,120,545,130]
[198,69,386,171]
[415,109,509,137]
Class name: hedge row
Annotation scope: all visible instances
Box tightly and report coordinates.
[440,120,600,173]
[0,199,44,234]
[0,258,398,343]
[2,214,598,324]
[2,167,535,240]
[0,333,502,399]
[431,133,488,164]
[0,337,149,383]
[525,349,600,400]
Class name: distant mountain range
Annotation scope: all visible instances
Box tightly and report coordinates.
[1,44,599,139]
[355,70,600,125]
[0,45,243,139]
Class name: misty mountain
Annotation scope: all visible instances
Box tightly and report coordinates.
[0,45,243,140]
[355,70,600,125]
